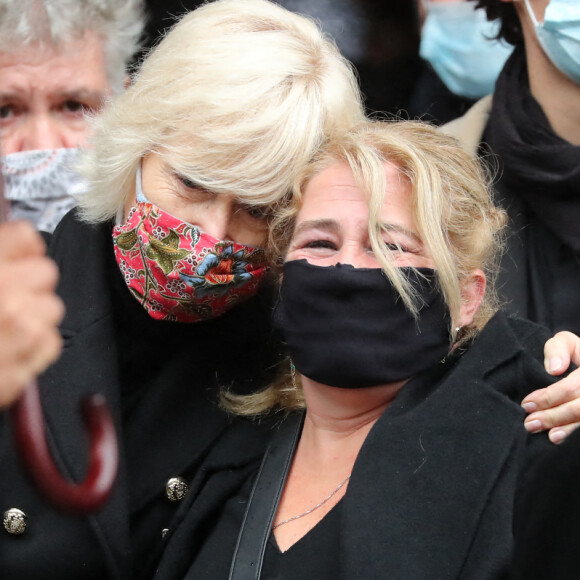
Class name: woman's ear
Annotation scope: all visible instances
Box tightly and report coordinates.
[458,269,486,328]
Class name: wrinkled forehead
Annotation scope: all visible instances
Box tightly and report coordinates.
[296,160,415,232]
[0,31,110,93]
[300,156,409,207]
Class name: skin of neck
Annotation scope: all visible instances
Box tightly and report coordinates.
[518,6,580,145]
[297,374,406,472]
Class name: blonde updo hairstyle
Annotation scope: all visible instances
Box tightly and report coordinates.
[76,0,364,227]
[225,120,507,415]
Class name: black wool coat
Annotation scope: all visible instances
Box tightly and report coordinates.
[0,210,281,580]
[511,422,580,580]
[153,313,556,580]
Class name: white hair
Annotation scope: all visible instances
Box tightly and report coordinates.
[0,0,144,94]
[75,0,365,223]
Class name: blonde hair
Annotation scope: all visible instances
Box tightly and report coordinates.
[76,0,364,224]
[224,120,507,415]
[0,0,144,94]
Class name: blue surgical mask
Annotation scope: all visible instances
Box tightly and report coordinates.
[523,0,580,85]
[420,1,514,99]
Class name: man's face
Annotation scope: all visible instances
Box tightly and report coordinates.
[0,30,112,154]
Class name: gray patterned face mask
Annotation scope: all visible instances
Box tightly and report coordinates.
[1,148,88,232]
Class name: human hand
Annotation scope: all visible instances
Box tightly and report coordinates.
[522,331,580,444]
[0,221,64,407]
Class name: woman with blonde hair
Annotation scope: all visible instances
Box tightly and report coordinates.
[0,2,364,579]
[154,120,571,579]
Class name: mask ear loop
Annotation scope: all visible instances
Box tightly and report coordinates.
[135,161,148,203]
[116,161,147,225]
[521,0,541,28]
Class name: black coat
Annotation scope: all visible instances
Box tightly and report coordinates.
[0,211,280,580]
[511,424,580,579]
[153,313,556,580]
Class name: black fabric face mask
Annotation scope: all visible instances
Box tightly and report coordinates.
[273,260,452,389]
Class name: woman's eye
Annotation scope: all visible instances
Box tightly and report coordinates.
[177,175,199,190]
[385,241,414,254]
[243,204,270,221]
[303,239,337,250]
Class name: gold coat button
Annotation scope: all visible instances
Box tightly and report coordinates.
[166,477,189,502]
[3,508,27,535]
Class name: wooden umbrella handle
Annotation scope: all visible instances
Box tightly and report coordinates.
[10,385,119,515]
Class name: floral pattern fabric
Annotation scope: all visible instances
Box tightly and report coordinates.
[113,202,269,322]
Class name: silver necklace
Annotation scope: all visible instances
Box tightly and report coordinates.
[272,474,351,530]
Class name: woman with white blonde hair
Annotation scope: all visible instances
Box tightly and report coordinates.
[77,0,363,225]
[0,2,364,579]
[153,120,579,580]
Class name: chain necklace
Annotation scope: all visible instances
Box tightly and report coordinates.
[272,474,351,530]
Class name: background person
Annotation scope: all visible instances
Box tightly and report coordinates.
[153,120,574,580]
[0,0,145,231]
[0,2,365,579]
[443,0,580,339]
[409,0,513,124]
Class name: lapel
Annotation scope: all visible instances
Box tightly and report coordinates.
[154,418,271,580]
[341,313,535,580]
[122,367,233,510]
[40,213,131,579]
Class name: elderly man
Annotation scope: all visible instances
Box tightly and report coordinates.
[0,0,144,231]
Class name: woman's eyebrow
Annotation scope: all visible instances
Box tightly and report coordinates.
[382,223,422,245]
[293,219,340,237]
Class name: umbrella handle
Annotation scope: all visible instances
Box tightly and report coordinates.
[10,382,119,515]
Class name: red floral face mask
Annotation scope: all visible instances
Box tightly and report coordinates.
[112,198,270,323]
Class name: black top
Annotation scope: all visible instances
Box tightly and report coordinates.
[262,503,341,580]
[182,452,341,580]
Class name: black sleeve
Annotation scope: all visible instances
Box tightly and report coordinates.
[511,427,580,579]
[484,315,558,404]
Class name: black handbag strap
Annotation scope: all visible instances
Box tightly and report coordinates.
[229,412,303,580]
